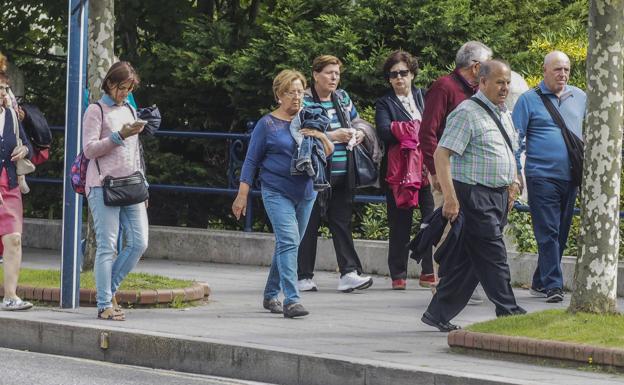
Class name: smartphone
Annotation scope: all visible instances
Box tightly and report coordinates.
[131,119,148,128]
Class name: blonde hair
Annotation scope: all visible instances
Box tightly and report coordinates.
[272,69,307,102]
[312,55,342,74]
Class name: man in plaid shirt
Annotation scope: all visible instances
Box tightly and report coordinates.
[421,60,526,332]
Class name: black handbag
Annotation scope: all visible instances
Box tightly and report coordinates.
[353,145,378,188]
[535,87,584,186]
[96,163,149,207]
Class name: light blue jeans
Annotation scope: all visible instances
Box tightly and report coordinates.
[262,187,316,306]
[87,187,149,310]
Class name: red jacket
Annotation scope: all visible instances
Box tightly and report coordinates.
[386,120,422,209]
[418,69,478,175]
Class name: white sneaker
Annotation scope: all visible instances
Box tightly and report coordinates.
[297,278,318,292]
[468,286,484,305]
[2,297,33,311]
[337,272,373,292]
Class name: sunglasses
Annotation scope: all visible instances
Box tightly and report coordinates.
[0,85,10,92]
[388,70,410,79]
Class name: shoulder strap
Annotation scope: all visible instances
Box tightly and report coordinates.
[470,97,514,153]
[93,102,104,176]
[9,108,20,145]
[534,87,582,142]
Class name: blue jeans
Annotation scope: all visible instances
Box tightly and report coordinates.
[262,188,316,306]
[87,187,149,310]
[526,177,577,290]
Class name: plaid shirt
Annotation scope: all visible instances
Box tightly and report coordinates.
[439,91,518,188]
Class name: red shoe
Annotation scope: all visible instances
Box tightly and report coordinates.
[392,279,406,290]
[419,273,437,288]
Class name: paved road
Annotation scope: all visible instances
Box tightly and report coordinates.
[0,347,272,385]
[8,248,624,385]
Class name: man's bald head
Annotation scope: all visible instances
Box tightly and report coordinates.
[543,51,571,96]
[543,51,570,67]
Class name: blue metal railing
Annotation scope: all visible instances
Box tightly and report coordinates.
[29,125,620,232]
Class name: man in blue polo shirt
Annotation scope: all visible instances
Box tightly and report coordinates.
[512,51,586,303]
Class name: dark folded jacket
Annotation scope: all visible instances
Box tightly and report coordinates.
[408,207,464,277]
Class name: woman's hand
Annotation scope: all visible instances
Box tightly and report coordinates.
[327,128,355,143]
[0,191,4,206]
[119,122,145,139]
[300,128,323,139]
[232,193,248,220]
[10,145,28,161]
[17,106,25,121]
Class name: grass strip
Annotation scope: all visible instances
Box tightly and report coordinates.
[467,309,624,349]
[0,267,194,290]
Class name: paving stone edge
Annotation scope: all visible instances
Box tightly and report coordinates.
[0,316,533,385]
[0,283,210,305]
[448,330,624,368]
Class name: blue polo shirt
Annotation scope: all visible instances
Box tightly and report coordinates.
[512,81,586,181]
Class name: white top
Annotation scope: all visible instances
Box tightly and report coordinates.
[397,92,422,121]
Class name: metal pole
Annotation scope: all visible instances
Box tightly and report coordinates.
[60,0,88,308]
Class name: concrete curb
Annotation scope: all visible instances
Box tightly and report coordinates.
[0,283,210,306]
[448,330,624,368]
[22,218,624,297]
[0,316,532,385]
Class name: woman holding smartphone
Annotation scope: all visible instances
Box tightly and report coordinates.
[82,61,148,321]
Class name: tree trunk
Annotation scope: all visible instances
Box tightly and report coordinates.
[83,0,115,271]
[569,0,623,314]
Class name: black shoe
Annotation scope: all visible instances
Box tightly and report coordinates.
[283,303,309,318]
[421,311,460,332]
[546,288,564,303]
[529,287,547,298]
[263,298,283,314]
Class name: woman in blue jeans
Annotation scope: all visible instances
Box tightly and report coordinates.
[232,69,333,318]
[83,62,148,321]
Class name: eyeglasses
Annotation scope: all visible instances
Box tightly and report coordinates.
[0,86,10,92]
[388,70,410,79]
[284,90,305,98]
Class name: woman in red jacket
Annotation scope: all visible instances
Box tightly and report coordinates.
[375,51,435,290]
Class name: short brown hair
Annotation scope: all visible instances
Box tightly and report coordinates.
[272,69,307,102]
[382,50,418,81]
[312,55,343,74]
[102,61,140,94]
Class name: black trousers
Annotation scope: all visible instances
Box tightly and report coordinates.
[386,185,434,280]
[297,184,362,279]
[426,181,524,322]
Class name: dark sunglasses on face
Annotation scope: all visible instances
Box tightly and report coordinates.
[388,70,410,79]
[0,85,10,92]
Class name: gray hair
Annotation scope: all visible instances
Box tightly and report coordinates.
[478,59,510,80]
[455,41,493,69]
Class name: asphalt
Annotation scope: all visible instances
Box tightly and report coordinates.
[1,248,623,385]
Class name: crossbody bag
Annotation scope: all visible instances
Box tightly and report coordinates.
[534,87,584,186]
[97,103,149,206]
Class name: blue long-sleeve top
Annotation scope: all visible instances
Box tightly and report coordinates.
[512,81,586,181]
[239,113,314,202]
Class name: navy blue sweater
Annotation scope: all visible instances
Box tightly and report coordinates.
[240,114,314,202]
[1,108,33,190]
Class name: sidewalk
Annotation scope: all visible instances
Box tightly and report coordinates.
[2,248,623,385]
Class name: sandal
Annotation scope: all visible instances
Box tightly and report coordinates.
[111,296,125,317]
[97,307,125,321]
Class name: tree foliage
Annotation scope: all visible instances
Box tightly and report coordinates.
[1,0,593,230]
